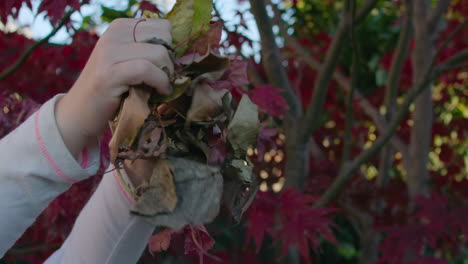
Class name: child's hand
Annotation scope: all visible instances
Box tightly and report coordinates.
[56,18,173,158]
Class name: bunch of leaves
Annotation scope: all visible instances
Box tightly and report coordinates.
[108,0,264,258]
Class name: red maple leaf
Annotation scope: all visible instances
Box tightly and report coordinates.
[184,225,215,263]
[245,191,277,250]
[0,0,32,24]
[148,229,175,255]
[208,59,249,102]
[139,0,160,14]
[38,0,81,25]
[249,84,289,117]
[275,188,337,263]
[255,126,278,162]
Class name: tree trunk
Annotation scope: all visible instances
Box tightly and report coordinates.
[284,116,309,190]
[407,1,434,199]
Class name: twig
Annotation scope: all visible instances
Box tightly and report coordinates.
[355,0,379,24]
[432,19,468,70]
[313,48,468,208]
[271,3,407,155]
[248,0,301,117]
[299,0,378,142]
[428,0,451,30]
[377,1,412,187]
[341,0,358,166]
[0,10,74,81]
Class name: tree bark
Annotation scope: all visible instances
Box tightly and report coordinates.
[407,1,434,199]
[377,3,412,188]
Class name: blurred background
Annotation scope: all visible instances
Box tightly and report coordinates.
[0,0,467,263]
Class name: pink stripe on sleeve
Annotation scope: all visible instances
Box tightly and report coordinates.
[81,148,89,169]
[112,168,136,206]
[34,110,77,184]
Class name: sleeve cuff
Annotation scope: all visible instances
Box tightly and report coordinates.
[111,165,138,207]
[35,94,101,183]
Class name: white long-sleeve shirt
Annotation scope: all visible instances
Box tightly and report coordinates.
[0,95,155,263]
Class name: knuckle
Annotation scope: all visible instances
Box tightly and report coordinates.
[133,60,153,78]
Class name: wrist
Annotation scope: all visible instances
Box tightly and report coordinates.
[55,94,96,159]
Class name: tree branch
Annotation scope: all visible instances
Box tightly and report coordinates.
[341,0,358,166]
[248,0,301,117]
[313,48,467,208]
[299,0,378,142]
[433,19,468,69]
[428,0,451,30]
[378,1,412,187]
[272,4,408,155]
[355,0,379,24]
[0,10,74,81]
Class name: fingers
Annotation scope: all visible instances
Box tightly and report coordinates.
[111,59,172,95]
[114,43,174,75]
[106,18,172,44]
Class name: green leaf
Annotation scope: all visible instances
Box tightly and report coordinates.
[165,0,213,56]
[166,0,195,45]
[228,94,260,157]
[191,0,213,37]
[231,159,253,183]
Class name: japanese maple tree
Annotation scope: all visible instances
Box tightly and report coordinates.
[0,0,467,264]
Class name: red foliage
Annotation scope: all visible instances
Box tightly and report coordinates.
[208,59,249,101]
[245,191,277,249]
[276,189,337,262]
[377,193,468,264]
[139,0,160,14]
[245,189,337,262]
[0,0,32,24]
[1,1,467,263]
[249,84,289,117]
[148,229,174,254]
[37,0,81,25]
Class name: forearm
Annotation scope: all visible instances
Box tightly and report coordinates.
[0,95,101,257]
[45,165,155,264]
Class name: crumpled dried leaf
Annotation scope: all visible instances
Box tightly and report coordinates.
[222,174,259,223]
[178,49,230,78]
[135,157,223,230]
[230,159,253,183]
[186,83,228,123]
[117,114,174,161]
[109,87,151,162]
[132,159,177,216]
[188,21,223,56]
[227,94,260,156]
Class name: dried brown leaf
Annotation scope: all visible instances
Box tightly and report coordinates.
[132,159,178,216]
[186,83,228,123]
[109,87,151,162]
